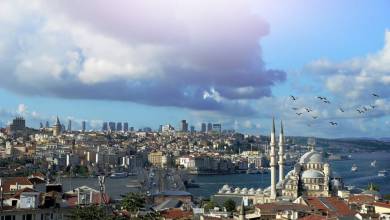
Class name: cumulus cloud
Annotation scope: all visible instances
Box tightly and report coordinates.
[0,0,285,116]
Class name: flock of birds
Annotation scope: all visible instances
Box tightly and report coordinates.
[288,93,381,127]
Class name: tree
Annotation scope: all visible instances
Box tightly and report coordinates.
[121,192,146,213]
[203,199,218,212]
[69,205,112,220]
[223,199,236,212]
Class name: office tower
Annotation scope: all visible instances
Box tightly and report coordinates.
[212,123,222,133]
[207,123,212,133]
[109,122,116,131]
[116,122,122,131]
[201,123,206,133]
[67,119,72,132]
[82,121,86,132]
[130,127,134,132]
[123,122,129,132]
[180,120,188,132]
[45,121,50,128]
[190,126,195,133]
[61,124,66,132]
[102,122,108,131]
[159,125,163,132]
[39,122,43,129]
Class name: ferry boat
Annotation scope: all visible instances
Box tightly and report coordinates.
[110,172,128,179]
[351,164,358,172]
[378,170,388,177]
[370,160,377,167]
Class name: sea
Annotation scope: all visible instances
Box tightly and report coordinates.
[60,151,390,200]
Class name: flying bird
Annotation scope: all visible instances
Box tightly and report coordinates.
[356,109,364,114]
[292,107,299,111]
[305,107,312,112]
[362,106,369,112]
[323,100,331,104]
[296,112,303,116]
[290,95,298,101]
[317,96,326,100]
[372,93,380,97]
[339,108,345,112]
[329,121,338,126]
[312,116,318,119]
[370,105,376,109]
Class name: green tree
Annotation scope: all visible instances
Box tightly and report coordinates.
[223,199,236,212]
[203,199,218,212]
[121,192,146,213]
[69,205,112,220]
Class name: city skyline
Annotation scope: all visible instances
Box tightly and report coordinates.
[0,0,389,138]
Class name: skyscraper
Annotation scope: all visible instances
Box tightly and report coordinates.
[123,122,129,132]
[212,123,222,134]
[116,122,122,131]
[201,123,206,133]
[67,119,72,132]
[207,123,212,133]
[109,122,116,131]
[45,121,49,128]
[81,121,86,132]
[180,120,188,132]
[102,122,108,131]
[190,126,195,133]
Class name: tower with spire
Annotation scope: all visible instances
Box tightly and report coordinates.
[53,116,62,137]
[269,117,277,199]
[278,121,285,183]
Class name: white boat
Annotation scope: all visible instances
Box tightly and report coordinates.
[370,160,376,167]
[351,164,358,172]
[378,170,388,177]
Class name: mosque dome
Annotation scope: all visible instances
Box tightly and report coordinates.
[299,150,324,164]
[302,169,324,178]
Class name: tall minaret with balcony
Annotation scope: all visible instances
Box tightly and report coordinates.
[270,117,277,199]
[278,121,285,183]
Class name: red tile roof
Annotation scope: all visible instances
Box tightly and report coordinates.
[305,197,355,218]
[348,195,375,205]
[299,214,326,220]
[160,209,193,219]
[2,177,33,193]
[255,202,312,213]
[373,202,390,209]
[65,192,111,207]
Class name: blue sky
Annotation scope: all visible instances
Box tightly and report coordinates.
[0,0,389,137]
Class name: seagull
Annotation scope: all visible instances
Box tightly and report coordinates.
[329,121,338,126]
[296,112,303,116]
[356,109,364,114]
[292,107,299,111]
[370,105,376,109]
[290,95,298,101]
[305,107,312,112]
[362,106,369,111]
[372,93,380,97]
[323,100,331,104]
[339,108,345,113]
[317,96,326,100]
[312,116,318,119]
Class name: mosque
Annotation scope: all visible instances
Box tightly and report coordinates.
[215,118,344,205]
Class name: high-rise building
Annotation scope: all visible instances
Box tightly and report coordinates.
[45,121,50,128]
[201,123,206,133]
[212,123,222,133]
[159,125,163,132]
[180,120,188,132]
[39,122,43,129]
[190,126,195,133]
[102,122,108,131]
[123,122,129,132]
[130,127,134,132]
[81,121,86,132]
[109,122,116,131]
[116,122,122,131]
[67,119,72,132]
[207,123,212,133]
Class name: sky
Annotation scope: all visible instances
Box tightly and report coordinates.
[0,0,389,138]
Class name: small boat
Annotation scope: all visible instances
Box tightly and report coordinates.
[378,170,388,177]
[370,160,377,167]
[351,164,358,172]
[246,168,260,174]
[110,172,128,179]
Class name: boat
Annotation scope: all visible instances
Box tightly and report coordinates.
[110,172,128,179]
[370,160,377,167]
[246,168,260,174]
[351,164,358,172]
[378,170,388,177]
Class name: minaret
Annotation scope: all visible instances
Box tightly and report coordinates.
[270,117,277,199]
[239,201,245,220]
[278,121,285,183]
